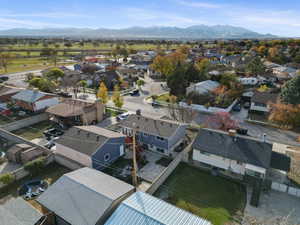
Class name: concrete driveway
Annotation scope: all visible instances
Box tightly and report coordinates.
[244,189,300,224]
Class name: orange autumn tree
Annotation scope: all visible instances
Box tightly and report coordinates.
[268,103,300,128]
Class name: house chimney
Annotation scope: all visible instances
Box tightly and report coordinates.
[262,133,266,142]
[95,99,104,123]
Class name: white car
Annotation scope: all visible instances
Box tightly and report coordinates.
[117,112,129,121]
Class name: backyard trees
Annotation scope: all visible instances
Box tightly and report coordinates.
[112,85,124,109]
[167,63,189,98]
[268,103,300,128]
[219,73,238,89]
[28,77,56,92]
[97,82,109,104]
[206,112,239,131]
[45,68,65,81]
[195,58,210,81]
[280,74,300,105]
[78,80,88,93]
[136,79,145,90]
[246,56,266,75]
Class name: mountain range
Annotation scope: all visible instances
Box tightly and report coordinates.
[0,25,276,39]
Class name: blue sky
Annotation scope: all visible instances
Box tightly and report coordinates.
[1,0,300,36]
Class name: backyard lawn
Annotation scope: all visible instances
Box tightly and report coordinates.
[154,163,246,225]
[12,121,53,140]
[0,163,70,203]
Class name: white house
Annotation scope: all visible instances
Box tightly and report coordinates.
[186,80,220,95]
[238,77,259,86]
[192,129,274,178]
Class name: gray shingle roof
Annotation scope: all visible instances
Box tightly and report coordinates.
[192,129,273,168]
[56,126,125,156]
[105,191,212,225]
[0,197,42,225]
[120,114,184,138]
[12,89,52,103]
[37,167,134,225]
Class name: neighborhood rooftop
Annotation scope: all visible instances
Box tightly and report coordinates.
[12,89,54,103]
[251,91,278,104]
[192,128,273,169]
[105,191,212,225]
[0,197,42,225]
[120,114,184,138]
[46,99,96,117]
[56,125,125,156]
[37,167,134,225]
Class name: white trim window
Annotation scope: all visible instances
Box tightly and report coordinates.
[156,136,165,141]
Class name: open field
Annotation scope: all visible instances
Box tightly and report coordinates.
[154,163,246,225]
[0,57,73,74]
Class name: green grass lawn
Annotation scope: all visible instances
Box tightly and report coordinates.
[154,163,246,225]
[0,163,70,202]
[156,93,171,103]
[12,121,53,140]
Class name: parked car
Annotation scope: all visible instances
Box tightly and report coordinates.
[244,102,251,109]
[116,112,130,121]
[237,128,248,135]
[56,91,72,98]
[130,89,139,96]
[43,128,64,140]
[232,103,241,112]
[0,76,9,82]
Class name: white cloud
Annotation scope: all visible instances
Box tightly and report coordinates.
[176,0,222,8]
[0,18,70,29]
[125,8,208,27]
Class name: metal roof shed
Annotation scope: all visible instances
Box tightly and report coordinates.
[105,191,212,225]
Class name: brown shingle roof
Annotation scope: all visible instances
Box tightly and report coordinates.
[252,91,278,104]
[46,99,95,117]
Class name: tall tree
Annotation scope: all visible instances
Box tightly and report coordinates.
[45,68,65,81]
[246,56,266,75]
[112,85,124,108]
[167,63,189,97]
[97,82,109,104]
[281,74,300,105]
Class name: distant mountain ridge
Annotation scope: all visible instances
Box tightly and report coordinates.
[0,25,276,39]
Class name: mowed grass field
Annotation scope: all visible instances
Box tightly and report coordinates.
[154,163,246,225]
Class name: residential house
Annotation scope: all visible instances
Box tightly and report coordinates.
[105,191,212,225]
[120,114,187,156]
[238,77,259,86]
[46,99,104,127]
[0,85,21,102]
[55,126,126,170]
[37,167,135,225]
[250,91,278,114]
[272,66,297,80]
[95,70,120,90]
[186,80,220,95]
[0,197,44,225]
[192,129,290,179]
[11,89,59,112]
[6,143,46,164]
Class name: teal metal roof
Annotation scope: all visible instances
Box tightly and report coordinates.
[105,191,212,225]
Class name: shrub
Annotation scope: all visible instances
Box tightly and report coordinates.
[0,173,15,185]
[24,156,46,175]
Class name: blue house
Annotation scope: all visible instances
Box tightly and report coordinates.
[55,126,126,170]
[105,191,212,225]
[120,114,187,156]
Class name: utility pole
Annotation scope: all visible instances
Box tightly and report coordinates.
[132,123,138,189]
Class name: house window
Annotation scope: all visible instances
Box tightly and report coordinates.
[104,153,111,162]
[200,151,210,156]
[156,136,165,141]
[157,148,165,153]
[143,133,148,137]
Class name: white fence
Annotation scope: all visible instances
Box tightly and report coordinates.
[271,181,300,198]
[179,99,238,114]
